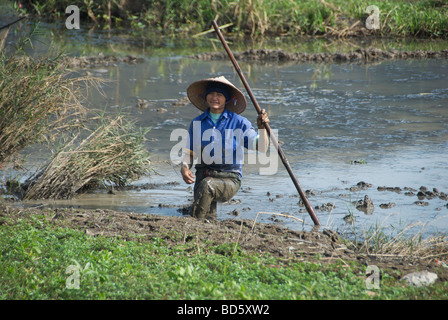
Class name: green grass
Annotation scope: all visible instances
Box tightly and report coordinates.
[14,0,448,38]
[1,211,447,300]
[349,0,448,38]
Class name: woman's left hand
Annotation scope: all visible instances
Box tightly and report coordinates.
[257,109,269,129]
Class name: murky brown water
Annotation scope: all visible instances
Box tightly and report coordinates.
[2,18,448,236]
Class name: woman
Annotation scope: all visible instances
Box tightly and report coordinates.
[181,76,269,221]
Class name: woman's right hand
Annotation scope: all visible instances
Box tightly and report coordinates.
[181,165,195,184]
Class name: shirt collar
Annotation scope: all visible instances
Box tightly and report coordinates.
[200,107,231,121]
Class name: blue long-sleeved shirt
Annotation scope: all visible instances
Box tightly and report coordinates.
[186,108,258,177]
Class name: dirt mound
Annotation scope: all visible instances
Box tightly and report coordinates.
[2,204,447,282]
[195,48,448,64]
[62,53,145,68]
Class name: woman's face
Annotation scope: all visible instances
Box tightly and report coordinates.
[206,91,226,114]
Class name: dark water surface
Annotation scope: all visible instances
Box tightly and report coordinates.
[2,17,447,236]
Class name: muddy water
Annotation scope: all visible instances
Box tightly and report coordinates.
[3,20,447,236]
[18,56,446,237]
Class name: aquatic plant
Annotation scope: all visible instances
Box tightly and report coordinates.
[0,50,87,165]
[24,116,151,200]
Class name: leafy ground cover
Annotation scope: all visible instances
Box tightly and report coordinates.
[1,205,447,300]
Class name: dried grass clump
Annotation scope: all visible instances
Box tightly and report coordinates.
[24,116,151,200]
[0,53,89,165]
[349,221,448,261]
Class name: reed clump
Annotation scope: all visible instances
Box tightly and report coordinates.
[24,116,151,200]
[347,221,448,261]
[0,53,87,165]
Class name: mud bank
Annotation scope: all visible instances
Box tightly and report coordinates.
[62,53,145,68]
[194,48,448,64]
[2,203,447,284]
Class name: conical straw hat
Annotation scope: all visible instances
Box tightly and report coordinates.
[187,76,247,114]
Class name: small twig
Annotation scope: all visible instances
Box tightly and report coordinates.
[325,202,335,228]
[196,227,201,254]
[382,6,398,32]
[250,212,260,233]
[233,220,244,254]
[319,0,340,12]
[286,238,313,244]
[335,21,361,38]
[182,222,187,244]
[422,252,448,260]
[193,22,233,38]
[257,212,304,223]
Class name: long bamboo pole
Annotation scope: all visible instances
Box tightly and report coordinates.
[0,16,26,31]
[212,20,321,226]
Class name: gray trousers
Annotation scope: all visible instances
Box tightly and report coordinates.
[192,169,241,220]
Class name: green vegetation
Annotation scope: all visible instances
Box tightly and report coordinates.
[2,0,448,302]
[0,209,447,300]
[351,0,448,38]
[14,0,448,38]
[23,115,151,200]
[0,35,85,165]
[0,30,151,199]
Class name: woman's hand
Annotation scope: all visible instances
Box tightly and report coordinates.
[181,165,195,184]
[257,109,269,129]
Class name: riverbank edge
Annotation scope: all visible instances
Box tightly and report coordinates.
[11,0,448,39]
[56,48,448,70]
[194,47,448,64]
[1,204,447,285]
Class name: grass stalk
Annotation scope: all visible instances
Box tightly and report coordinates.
[347,217,448,261]
[0,53,89,165]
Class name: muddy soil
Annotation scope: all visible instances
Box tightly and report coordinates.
[2,204,447,283]
[62,53,145,68]
[57,48,448,70]
[194,48,448,64]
